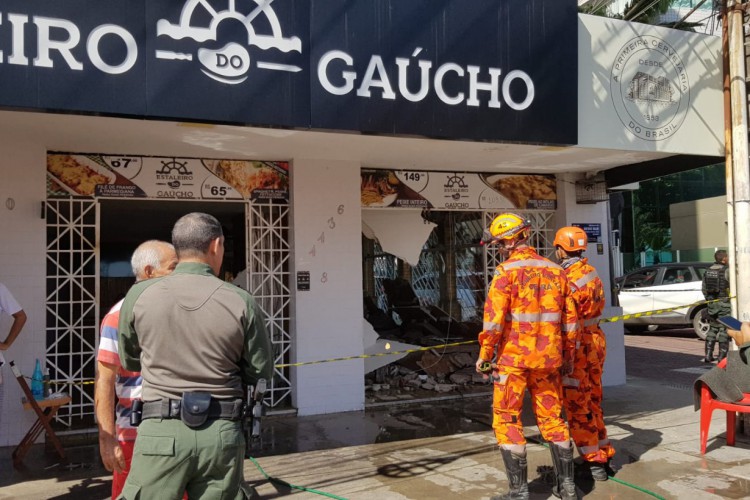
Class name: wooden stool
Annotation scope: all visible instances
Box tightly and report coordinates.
[9,361,70,467]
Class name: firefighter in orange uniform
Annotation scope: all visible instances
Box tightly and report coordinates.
[554,226,615,482]
[475,213,579,500]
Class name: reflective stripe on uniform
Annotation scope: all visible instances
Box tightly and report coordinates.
[502,259,561,270]
[493,373,509,384]
[583,317,600,327]
[483,321,503,331]
[511,312,562,322]
[562,322,578,332]
[562,376,580,387]
[579,444,600,454]
[574,270,599,288]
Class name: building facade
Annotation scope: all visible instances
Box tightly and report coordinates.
[0,1,723,446]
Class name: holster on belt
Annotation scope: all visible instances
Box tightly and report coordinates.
[182,392,212,428]
[141,393,244,428]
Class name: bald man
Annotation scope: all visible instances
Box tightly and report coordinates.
[95,240,177,500]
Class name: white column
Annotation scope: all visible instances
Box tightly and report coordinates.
[0,133,47,446]
[556,174,626,386]
[290,159,365,415]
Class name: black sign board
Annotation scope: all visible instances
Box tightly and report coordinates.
[311,0,578,143]
[297,271,311,291]
[0,0,577,144]
[573,223,602,243]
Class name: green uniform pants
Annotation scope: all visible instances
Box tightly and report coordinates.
[706,298,731,343]
[118,418,246,500]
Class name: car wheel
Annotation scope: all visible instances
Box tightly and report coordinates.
[693,311,710,340]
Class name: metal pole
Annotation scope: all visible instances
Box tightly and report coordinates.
[724,0,737,317]
[729,0,750,320]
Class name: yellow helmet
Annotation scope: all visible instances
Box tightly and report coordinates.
[554,226,588,252]
[482,213,531,245]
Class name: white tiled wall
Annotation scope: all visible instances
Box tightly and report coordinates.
[0,134,48,446]
[290,159,365,415]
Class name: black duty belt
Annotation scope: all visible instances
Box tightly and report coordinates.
[142,398,244,421]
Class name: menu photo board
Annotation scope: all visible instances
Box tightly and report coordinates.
[46,154,289,202]
[361,169,557,210]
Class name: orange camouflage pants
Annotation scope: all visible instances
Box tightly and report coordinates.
[590,331,615,461]
[564,331,615,463]
[492,366,569,446]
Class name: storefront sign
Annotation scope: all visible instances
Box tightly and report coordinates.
[0,0,577,145]
[361,169,556,210]
[46,154,289,201]
[578,15,723,156]
[310,0,576,143]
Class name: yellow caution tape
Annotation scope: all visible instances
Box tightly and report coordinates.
[278,297,734,368]
[38,297,736,377]
[275,340,476,368]
[49,379,96,386]
[600,296,732,324]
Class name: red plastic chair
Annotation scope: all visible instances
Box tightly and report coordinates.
[699,358,750,454]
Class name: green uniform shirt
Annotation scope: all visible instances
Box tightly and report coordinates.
[118,262,273,401]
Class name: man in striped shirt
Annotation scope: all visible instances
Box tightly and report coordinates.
[95,240,177,499]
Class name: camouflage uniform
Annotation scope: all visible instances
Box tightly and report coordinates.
[702,260,731,362]
[561,257,615,464]
[478,246,579,446]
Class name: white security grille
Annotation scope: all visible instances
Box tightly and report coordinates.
[245,201,292,408]
[45,199,99,426]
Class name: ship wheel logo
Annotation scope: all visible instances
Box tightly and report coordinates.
[443,174,468,201]
[156,0,302,84]
[157,160,192,176]
[444,174,467,189]
[156,160,195,189]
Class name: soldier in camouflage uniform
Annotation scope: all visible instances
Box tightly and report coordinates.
[701,250,731,363]
[476,213,580,500]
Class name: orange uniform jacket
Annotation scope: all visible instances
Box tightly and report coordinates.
[479,246,579,369]
[565,258,605,333]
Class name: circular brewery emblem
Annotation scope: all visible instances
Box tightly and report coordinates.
[610,36,690,141]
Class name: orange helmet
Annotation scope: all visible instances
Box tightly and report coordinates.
[554,226,588,252]
[482,213,531,245]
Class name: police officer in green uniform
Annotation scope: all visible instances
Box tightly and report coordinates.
[117,212,273,499]
[701,249,731,363]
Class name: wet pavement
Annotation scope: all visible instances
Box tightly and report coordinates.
[1,330,749,499]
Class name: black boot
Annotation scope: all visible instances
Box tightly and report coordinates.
[587,461,609,481]
[491,449,529,500]
[703,340,716,363]
[717,342,729,362]
[550,444,578,500]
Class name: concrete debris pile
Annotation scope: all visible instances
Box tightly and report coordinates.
[366,345,488,395]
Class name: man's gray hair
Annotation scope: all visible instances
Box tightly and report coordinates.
[172,212,223,257]
[131,240,174,280]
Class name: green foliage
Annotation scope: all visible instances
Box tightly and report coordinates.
[624,0,676,23]
[579,0,706,31]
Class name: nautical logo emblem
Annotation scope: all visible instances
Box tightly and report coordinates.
[444,174,469,202]
[156,0,302,84]
[156,160,194,189]
[610,36,690,141]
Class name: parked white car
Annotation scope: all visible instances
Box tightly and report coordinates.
[614,262,712,339]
